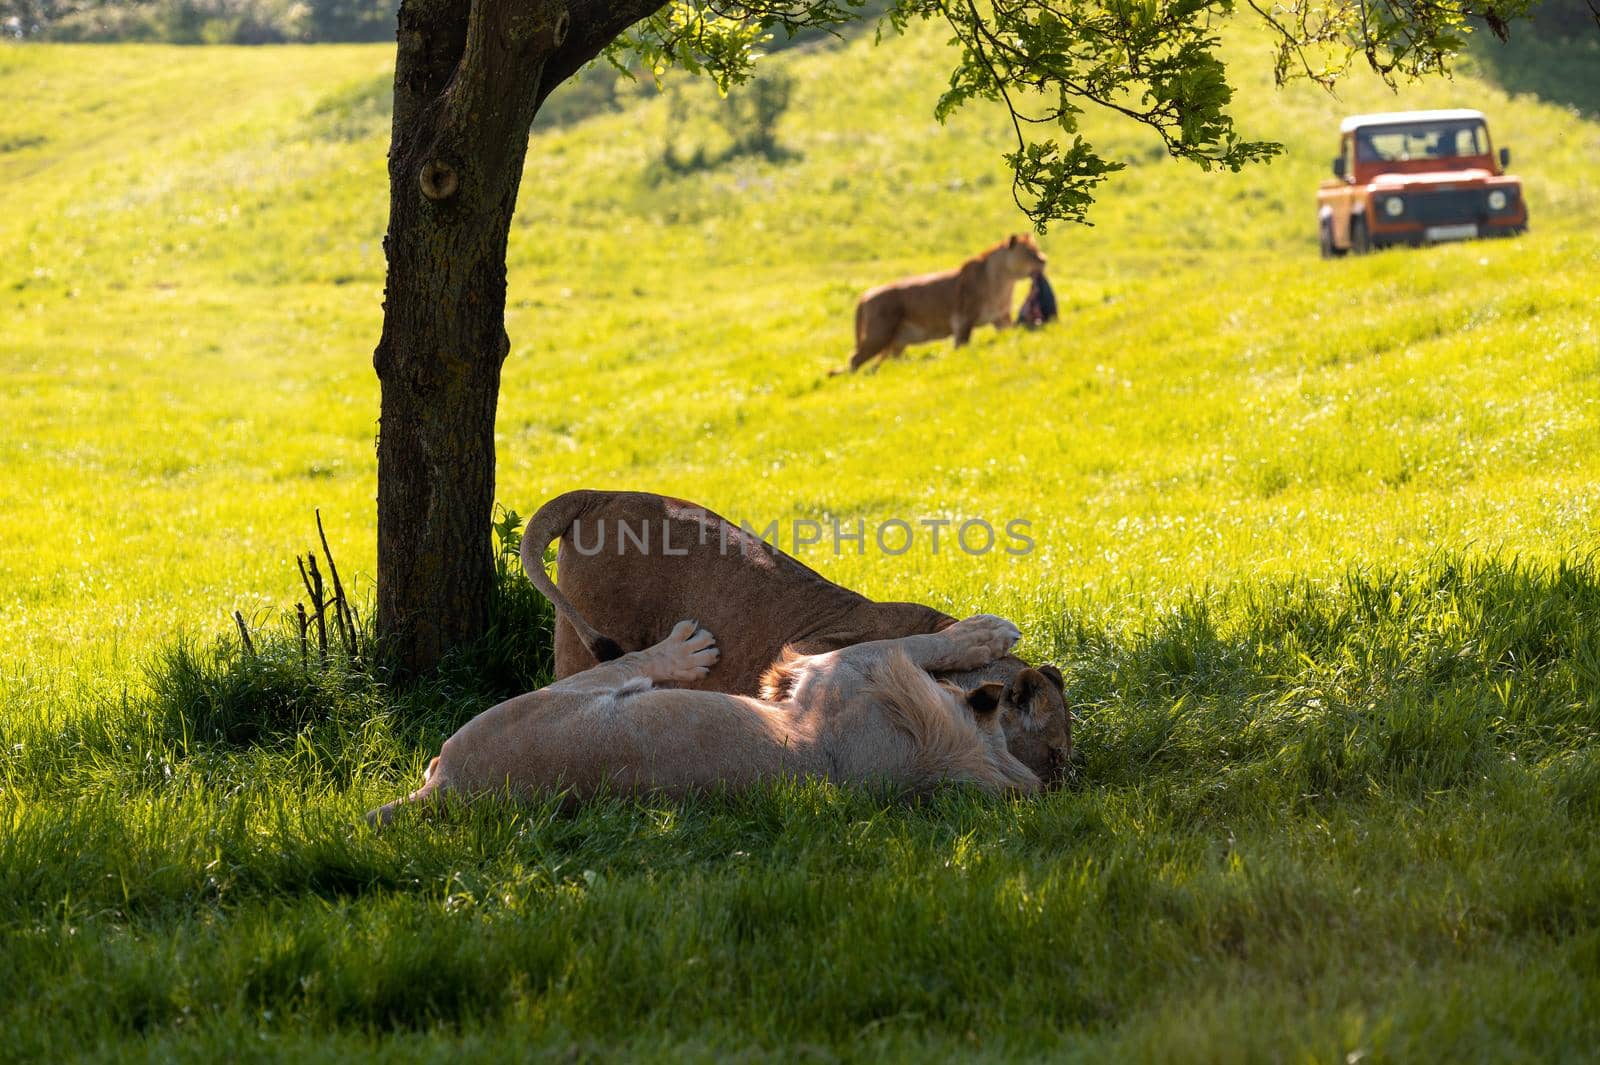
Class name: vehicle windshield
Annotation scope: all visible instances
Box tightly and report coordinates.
[1354,121,1489,163]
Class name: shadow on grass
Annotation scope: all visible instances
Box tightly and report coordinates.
[10,548,1597,809]
[3,551,1599,1054]
[4,546,1597,924]
[1049,553,1600,809]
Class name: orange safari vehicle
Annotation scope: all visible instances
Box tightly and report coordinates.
[1318,109,1528,257]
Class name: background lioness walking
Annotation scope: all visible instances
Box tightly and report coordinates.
[834,234,1047,374]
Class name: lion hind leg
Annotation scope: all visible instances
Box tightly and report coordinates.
[832,340,886,376]
[844,341,885,373]
[646,620,720,683]
[842,309,901,373]
[365,756,448,829]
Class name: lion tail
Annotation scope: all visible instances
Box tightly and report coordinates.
[365,757,446,829]
[828,299,868,377]
[519,491,624,662]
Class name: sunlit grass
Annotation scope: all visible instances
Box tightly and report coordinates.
[1,17,1598,1060]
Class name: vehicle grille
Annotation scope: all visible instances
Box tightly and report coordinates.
[1410,189,1490,224]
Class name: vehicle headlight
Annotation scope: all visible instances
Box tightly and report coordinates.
[1488,189,1509,211]
[1382,196,1405,217]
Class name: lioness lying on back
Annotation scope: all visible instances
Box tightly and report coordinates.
[366,615,1039,825]
[834,234,1047,374]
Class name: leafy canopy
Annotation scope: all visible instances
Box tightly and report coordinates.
[607,0,1540,227]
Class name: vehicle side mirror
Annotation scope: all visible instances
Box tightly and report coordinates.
[1332,157,1346,179]
[1499,147,1511,169]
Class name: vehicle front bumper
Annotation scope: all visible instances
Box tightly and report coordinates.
[1366,187,1528,245]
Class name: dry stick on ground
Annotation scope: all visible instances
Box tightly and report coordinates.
[296,602,310,668]
[324,566,348,660]
[298,554,329,663]
[233,610,255,656]
[316,509,358,661]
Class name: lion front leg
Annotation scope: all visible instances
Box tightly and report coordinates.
[546,620,719,694]
[950,313,976,348]
[834,614,1021,674]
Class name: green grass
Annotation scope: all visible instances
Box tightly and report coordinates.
[2,18,1599,1061]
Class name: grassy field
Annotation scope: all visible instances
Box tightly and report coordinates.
[3,15,1599,1061]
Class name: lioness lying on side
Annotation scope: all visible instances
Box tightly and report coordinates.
[520,489,1074,787]
[366,615,1039,825]
[833,233,1047,374]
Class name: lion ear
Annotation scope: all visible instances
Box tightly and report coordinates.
[1007,234,1020,247]
[1010,668,1047,707]
[1039,664,1065,692]
[965,682,1005,716]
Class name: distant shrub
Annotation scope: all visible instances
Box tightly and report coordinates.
[1521,0,1598,40]
[716,69,795,158]
[32,3,159,40]
[3,0,395,42]
[652,67,799,180]
[303,0,392,42]
[532,63,626,131]
[1471,9,1600,119]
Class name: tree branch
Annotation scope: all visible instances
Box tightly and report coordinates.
[536,0,673,110]
[437,0,571,189]
[393,0,473,139]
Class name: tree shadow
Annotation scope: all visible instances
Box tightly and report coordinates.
[1471,25,1600,119]
[651,140,805,182]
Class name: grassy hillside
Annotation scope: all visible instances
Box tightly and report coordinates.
[3,27,1597,684]
[2,18,1598,1061]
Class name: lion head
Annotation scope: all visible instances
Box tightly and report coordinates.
[998,232,1048,280]
[996,665,1072,787]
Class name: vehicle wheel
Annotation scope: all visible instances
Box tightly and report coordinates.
[1350,215,1371,255]
[1319,218,1346,259]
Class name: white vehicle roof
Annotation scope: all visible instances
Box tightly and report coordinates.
[1341,109,1487,133]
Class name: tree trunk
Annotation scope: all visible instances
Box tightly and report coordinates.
[373,254,506,671]
[373,0,666,673]
[374,0,569,672]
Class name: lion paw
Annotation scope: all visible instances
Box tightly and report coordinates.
[944,614,1022,667]
[651,620,720,682]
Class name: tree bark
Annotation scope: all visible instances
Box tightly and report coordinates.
[375,0,668,673]
[374,0,562,673]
